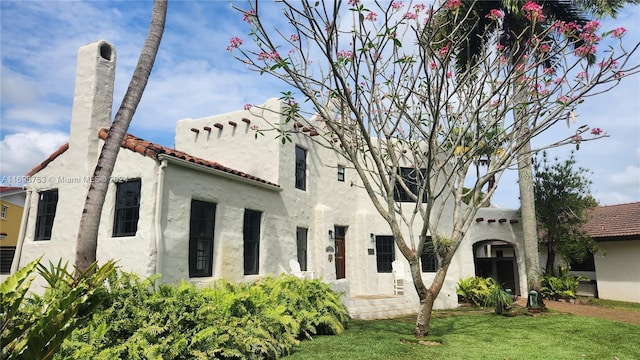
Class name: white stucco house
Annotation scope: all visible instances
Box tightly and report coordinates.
[572,202,640,303]
[12,40,530,317]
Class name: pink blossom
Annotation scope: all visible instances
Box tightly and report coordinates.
[576,71,588,80]
[348,0,360,6]
[598,59,619,69]
[490,99,500,107]
[612,27,627,38]
[290,34,300,42]
[485,9,503,20]
[366,11,377,21]
[404,11,417,20]
[557,95,569,104]
[391,1,404,10]
[226,37,243,51]
[543,67,555,76]
[446,0,462,10]
[496,43,505,51]
[446,71,453,78]
[438,45,449,57]
[574,45,596,58]
[579,31,600,44]
[413,3,426,12]
[250,124,259,130]
[572,134,583,143]
[522,1,545,22]
[337,49,354,60]
[582,20,600,33]
[590,127,602,135]
[554,21,580,36]
[257,50,280,61]
[429,61,437,69]
[539,44,551,52]
[244,104,252,110]
[242,9,255,23]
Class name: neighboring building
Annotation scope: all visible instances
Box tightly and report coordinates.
[577,202,640,303]
[0,186,25,278]
[13,40,528,316]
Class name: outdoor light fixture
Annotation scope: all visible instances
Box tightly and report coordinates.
[328,230,334,241]
[370,233,375,243]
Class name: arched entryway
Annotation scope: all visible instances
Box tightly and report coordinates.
[473,240,521,296]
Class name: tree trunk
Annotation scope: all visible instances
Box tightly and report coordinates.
[75,0,167,272]
[545,242,556,276]
[411,258,449,337]
[518,139,541,293]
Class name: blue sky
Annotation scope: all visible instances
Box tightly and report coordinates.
[1,1,639,209]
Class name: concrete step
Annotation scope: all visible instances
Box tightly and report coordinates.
[348,295,418,320]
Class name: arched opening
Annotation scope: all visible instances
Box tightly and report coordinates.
[473,240,520,295]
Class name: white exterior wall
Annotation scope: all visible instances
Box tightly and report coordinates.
[17,147,160,285]
[172,98,527,308]
[594,240,640,303]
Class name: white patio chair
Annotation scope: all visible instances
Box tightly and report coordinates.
[290,259,315,279]
[391,260,405,295]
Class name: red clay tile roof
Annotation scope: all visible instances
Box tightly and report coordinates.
[26,143,70,176]
[583,202,640,239]
[97,128,279,188]
[25,129,279,188]
[0,186,24,193]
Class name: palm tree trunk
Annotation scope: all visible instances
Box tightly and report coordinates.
[518,138,541,294]
[75,0,167,272]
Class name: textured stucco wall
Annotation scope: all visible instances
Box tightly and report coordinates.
[594,240,640,303]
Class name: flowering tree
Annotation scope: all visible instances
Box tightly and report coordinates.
[228,0,638,336]
[434,0,638,304]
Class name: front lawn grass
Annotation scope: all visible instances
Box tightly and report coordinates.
[577,297,640,312]
[285,311,640,359]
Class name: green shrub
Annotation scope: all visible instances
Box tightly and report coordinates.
[1,258,115,360]
[456,276,496,307]
[456,276,512,314]
[55,273,348,359]
[540,268,585,300]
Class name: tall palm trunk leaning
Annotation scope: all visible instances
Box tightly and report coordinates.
[75,0,167,272]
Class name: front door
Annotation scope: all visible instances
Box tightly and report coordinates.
[334,226,346,279]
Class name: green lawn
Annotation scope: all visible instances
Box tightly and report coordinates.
[285,311,640,360]
[577,297,640,312]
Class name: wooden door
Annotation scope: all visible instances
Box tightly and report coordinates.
[334,226,346,279]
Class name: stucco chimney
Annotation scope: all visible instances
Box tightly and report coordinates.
[68,40,116,174]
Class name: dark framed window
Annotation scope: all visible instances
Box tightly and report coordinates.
[393,167,427,203]
[113,179,141,237]
[421,236,438,272]
[35,189,58,240]
[295,146,307,190]
[296,227,308,271]
[244,209,262,275]
[337,165,345,182]
[375,235,395,273]
[189,200,216,277]
[570,252,596,272]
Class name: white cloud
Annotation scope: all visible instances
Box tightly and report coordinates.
[0,131,69,183]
